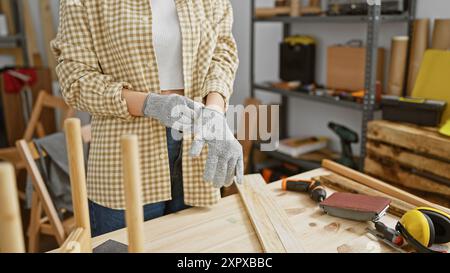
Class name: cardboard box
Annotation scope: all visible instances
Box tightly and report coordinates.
[327,46,385,92]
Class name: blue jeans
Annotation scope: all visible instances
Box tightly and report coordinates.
[89,128,188,237]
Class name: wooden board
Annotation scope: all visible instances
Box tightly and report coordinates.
[72,169,427,253]
[236,174,305,253]
[367,141,450,181]
[365,156,450,198]
[255,7,291,18]
[367,120,450,161]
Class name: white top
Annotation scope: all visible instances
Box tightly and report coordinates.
[151,0,185,90]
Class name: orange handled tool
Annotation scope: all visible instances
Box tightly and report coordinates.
[281,178,327,203]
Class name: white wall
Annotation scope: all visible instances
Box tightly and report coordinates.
[230,0,450,153]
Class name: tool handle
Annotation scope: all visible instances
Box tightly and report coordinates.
[375,222,404,246]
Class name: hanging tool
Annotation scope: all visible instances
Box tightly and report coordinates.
[281,178,327,203]
[328,122,358,169]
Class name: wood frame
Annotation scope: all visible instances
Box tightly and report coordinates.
[60,128,143,254]
[0,91,74,199]
[0,162,25,253]
[60,118,92,253]
[15,122,91,253]
[236,174,305,253]
[16,139,70,252]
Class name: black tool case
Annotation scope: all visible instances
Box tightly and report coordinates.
[279,38,316,84]
[381,96,447,127]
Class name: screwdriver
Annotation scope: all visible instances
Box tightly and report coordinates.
[281,178,327,203]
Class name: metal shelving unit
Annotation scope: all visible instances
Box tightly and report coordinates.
[253,82,380,111]
[250,0,417,171]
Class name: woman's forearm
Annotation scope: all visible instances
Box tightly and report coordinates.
[122,89,147,117]
[122,89,226,117]
[205,92,226,113]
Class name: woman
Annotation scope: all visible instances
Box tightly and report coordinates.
[52,0,242,237]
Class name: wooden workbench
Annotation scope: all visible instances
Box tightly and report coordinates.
[90,169,402,253]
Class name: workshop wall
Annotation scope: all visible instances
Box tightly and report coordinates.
[8,0,450,154]
[231,0,450,154]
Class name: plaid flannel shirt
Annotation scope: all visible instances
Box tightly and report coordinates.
[51,0,239,209]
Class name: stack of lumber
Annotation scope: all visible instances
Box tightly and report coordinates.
[365,120,450,208]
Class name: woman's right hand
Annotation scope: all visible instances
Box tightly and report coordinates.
[142,93,203,132]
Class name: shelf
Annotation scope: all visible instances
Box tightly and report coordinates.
[0,35,23,48]
[254,144,323,171]
[254,83,380,111]
[253,13,410,24]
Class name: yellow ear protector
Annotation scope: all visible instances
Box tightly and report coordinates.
[395,207,450,253]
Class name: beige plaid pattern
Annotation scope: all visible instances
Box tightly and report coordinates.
[51,0,238,209]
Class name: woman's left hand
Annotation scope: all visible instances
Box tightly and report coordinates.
[189,107,244,188]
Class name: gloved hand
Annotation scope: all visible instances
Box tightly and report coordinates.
[189,107,244,188]
[142,93,202,132]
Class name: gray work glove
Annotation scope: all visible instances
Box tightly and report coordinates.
[142,93,202,132]
[189,107,244,188]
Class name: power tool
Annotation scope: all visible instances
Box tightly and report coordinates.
[281,178,327,203]
[328,122,358,169]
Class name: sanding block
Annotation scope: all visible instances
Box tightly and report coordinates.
[320,192,391,222]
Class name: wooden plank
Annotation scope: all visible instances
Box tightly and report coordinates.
[38,0,57,80]
[0,0,16,35]
[0,162,25,253]
[317,174,415,217]
[236,174,305,253]
[22,0,42,66]
[64,119,92,253]
[406,189,450,209]
[0,48,24,65]
[121,135,145,253]
[367,141,450,181]
[255,7,291,18]
[367,120,450,160]
[322,160,450,215]
[365,156,450,197]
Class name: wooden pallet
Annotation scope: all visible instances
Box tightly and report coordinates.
[366,120,450,208]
